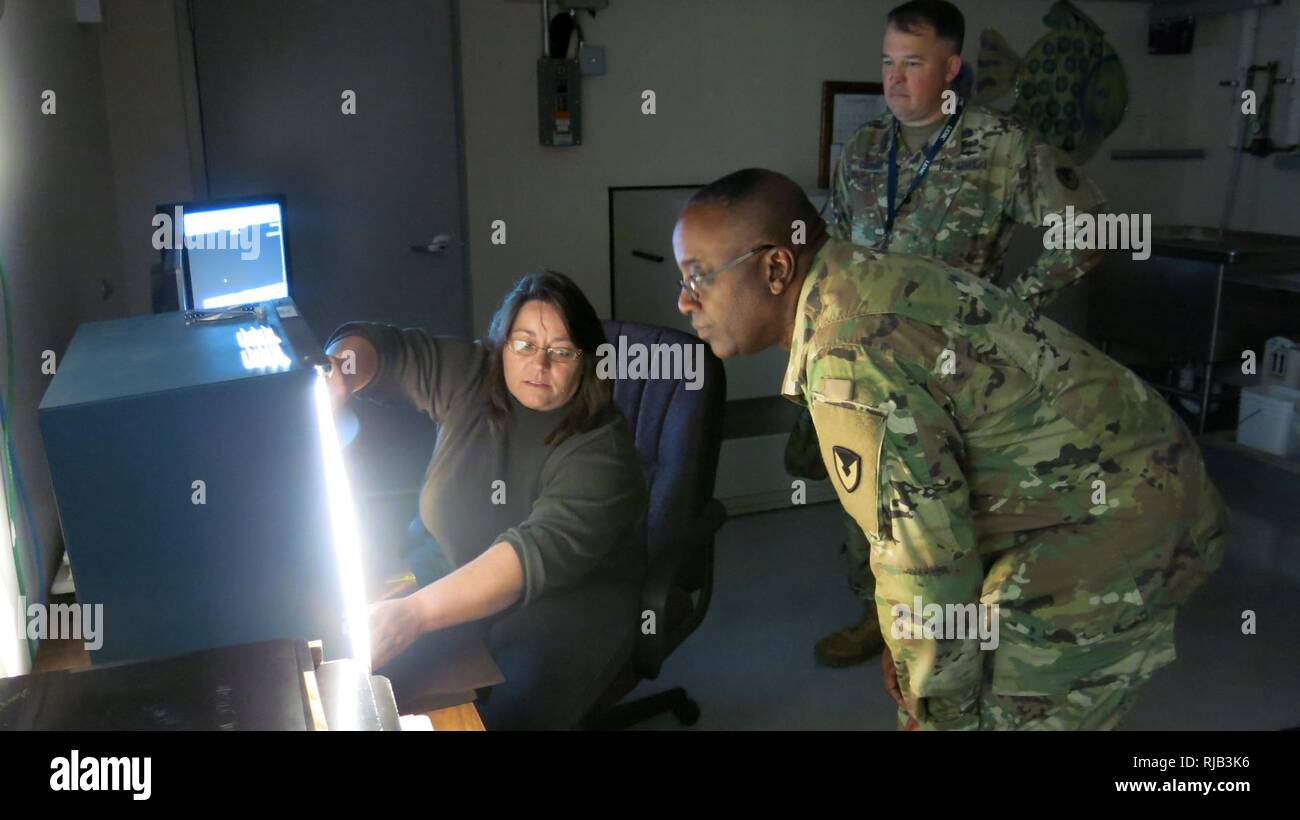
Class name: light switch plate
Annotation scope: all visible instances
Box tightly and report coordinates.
[579,44,606,75]
[505,0,610,9]
[74,0,102,24]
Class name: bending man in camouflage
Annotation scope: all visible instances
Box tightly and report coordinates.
[803,0,1107,667]
[676,169,1226,730]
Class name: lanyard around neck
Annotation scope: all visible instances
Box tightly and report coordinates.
[885,104,964,237]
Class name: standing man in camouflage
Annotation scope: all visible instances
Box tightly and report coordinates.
[675,169,1227,729]
[805,0,1109,668]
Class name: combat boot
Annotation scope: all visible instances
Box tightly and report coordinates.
[814,609,884,668]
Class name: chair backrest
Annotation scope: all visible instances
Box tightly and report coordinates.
[600,320,726,564]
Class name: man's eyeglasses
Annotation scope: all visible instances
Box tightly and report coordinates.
[508,338,582,362]
[679,243,777,301]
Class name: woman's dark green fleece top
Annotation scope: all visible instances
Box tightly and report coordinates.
[328,323,647,606]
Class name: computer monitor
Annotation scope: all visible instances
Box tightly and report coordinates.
[178,196,292,310]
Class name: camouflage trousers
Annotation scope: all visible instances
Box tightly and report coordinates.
[787,407,1224,731]
[895,607,1177,730]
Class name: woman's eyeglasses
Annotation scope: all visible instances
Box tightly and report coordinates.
[508,338,582,362]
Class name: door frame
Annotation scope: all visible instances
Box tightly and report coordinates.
[607,183,701,319]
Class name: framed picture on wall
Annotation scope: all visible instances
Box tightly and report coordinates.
[818,81,887,189]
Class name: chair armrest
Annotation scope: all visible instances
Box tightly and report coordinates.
[635,498,727,678]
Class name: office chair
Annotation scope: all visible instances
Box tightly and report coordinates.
[578,320,728,729]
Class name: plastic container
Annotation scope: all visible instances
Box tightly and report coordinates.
[1264,337,1300,390]
[1237,383,1300,458]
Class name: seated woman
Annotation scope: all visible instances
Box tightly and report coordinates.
[324,271,647,730]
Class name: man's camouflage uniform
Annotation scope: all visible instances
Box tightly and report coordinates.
[799,103,1110,609]
[784,240,1227,729]
[830,103,1105,303]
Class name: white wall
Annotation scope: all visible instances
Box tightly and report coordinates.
[1172,1,1300,234]
[98,0,201,315]
[458,0,1300,335]
[0,0,127,662]
[67,0,1300,338]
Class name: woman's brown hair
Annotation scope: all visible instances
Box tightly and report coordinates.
[484,270,612,446]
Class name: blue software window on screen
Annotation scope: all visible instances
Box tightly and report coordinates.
[183,201,289,309]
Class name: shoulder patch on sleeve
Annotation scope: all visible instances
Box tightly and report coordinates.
[831,445,862,492]
[809,397,888,539]
[1032,142,1105,212]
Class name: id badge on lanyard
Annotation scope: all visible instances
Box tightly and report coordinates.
[885,104,963,238]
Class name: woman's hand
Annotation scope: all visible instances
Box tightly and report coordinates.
[368,595,427,670]
[325,354,353,409]
[323,335,378,409]
[368,543,524,670]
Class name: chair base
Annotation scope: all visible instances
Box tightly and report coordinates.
[581,687,700,730]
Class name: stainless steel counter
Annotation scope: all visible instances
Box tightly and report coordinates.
[1087,226,1300,433]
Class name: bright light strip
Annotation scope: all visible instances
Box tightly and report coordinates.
[0,401,29,678]
[182,204,282,236]
[312,371,371,671]
[333,657,363,731]
[0,512,27,679]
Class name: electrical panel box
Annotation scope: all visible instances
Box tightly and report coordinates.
[538,57,582,146]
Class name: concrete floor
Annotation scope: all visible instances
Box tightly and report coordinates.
[628,441,1300,730]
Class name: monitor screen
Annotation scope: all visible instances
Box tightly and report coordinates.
[182,200,289,309]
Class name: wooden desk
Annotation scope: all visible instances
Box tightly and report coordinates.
[27,577,496,731]
[32,630,484,731]
[426,701,484,731]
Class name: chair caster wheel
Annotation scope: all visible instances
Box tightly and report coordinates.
[672,698,700,726]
